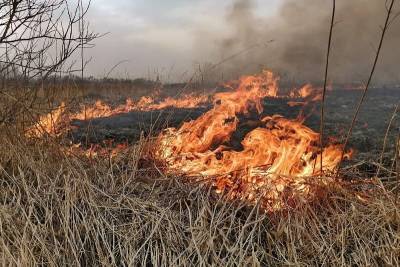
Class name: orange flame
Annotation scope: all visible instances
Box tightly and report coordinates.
[156,71,351,211]
[26,102,67,138]
[288,83,323,106]
[27,70,352,211]
[27,92,210,138]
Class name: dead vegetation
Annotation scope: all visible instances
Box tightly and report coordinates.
[0,132,399,266]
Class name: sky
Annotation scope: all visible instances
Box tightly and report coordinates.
[84,0,282,81]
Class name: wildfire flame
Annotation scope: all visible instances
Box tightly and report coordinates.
[27,70,352,211]
[155,70,351,211]
[26,93,210,138]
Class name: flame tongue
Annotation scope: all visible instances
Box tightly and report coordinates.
[157,115,344,177]
[156,71,350,211]
[158,70,279,155]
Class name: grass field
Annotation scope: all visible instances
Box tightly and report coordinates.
[1,83,399,265]
[1,0,400,266]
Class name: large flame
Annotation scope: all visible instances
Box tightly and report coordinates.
[27,70,352,211]
[155,71,351,211]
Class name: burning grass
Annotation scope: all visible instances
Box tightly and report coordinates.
[1,71,399,265]
[25,90,211,138]
[25,71,352,212]
[0,132,399,266]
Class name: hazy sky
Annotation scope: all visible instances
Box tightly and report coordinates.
[84,0,282,81]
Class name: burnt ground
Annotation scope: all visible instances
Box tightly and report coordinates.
[69,88,399,163]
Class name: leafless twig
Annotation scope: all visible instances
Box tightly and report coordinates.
[319,0,335,174]
[336,0,397,176]
[0,0,99,125]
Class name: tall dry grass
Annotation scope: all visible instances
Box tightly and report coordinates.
[0,129,399,266]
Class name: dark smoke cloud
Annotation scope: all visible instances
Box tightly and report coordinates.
[197,0,400,84]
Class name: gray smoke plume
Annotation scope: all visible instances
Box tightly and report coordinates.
[197,0,400,84]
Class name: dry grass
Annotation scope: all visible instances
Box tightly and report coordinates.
[0,129,399,266]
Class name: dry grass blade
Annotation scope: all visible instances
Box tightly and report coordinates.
[337,0,397,176]
[1,134,399,266]
[320,0,336,174]
[396,134,400,182]
[376,103,399,177]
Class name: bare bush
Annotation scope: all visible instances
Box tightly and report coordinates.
[0,0,97,125]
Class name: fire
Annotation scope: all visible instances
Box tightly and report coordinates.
[155,70,351,211]
[290,83,314,98]
[64,141,129,159]
[27,92,210,138]
[27,70,352,211]
[26,102,67,138]
[287,84,323,107]
[139,94,209,111]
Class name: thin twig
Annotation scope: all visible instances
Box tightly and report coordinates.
[336,0,396,177]
[396,133,400,182]
[320,0,336,174]
[376,103,399,177]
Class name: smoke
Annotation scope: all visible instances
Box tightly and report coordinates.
[196,0,400,84]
